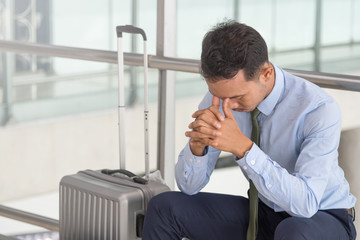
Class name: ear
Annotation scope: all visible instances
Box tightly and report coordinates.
[260,63,274,82]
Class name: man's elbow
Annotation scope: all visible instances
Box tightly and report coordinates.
[297,209,317,218]
[289,201,319,218]
[176,181,202,196]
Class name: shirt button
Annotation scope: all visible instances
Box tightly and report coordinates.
[243,166,247,170]
[197,160,201,163]
[268,184,272,189]
[189,158,193,163]
[250,160,256,165]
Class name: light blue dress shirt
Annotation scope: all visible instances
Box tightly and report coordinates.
[175,65,356,218]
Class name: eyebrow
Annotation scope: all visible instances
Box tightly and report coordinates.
[208,89,244,99]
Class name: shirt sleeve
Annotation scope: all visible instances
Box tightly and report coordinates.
[175,142,220,195]
[237,99,342,218]
[175,91,222,195]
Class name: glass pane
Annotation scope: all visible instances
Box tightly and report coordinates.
[177,0,234,59]
[177,0,360,75]
[53,0,157,54]
[322,0,353,45]
[272,0,315,51]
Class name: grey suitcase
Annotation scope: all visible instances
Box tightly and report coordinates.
[59,25,170,240]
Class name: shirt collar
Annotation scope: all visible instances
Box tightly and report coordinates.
[257,64,284,116]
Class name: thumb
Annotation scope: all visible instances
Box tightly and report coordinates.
[222,98,235,119]
[211,95,224,121]
[212,95,220,108]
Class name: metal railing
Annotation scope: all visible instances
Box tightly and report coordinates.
[0,205,59,232]
[0,40,200,73]
[1,40,360,91]
[1,39,360,233]
[0,234,18,240]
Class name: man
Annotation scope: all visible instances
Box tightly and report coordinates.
[142,21,357,239]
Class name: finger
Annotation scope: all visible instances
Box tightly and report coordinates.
[222,98,235,120]
[192,109,222,129]
[209,106,225,122]
[188,118,215,130]
[192,105,223,122]
[188,122,222,137]
[192,109,205,118]
[185,130,216,140]
[192,108,220,121]
[189,139,208,150]
[212,95,220,108]
[211,96,225,121]
[190,137,213,147]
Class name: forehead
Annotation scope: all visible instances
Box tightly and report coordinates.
[206,70,251,99]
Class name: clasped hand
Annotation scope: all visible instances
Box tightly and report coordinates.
[185,96,252,158]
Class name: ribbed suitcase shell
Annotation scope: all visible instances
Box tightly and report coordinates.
[59,170,169,240]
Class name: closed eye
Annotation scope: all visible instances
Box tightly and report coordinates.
[230,95,243,100]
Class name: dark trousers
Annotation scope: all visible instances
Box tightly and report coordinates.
[142,191,356,240]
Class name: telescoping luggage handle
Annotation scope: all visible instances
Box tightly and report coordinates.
[116,25,150,179]
[116,25,147,40]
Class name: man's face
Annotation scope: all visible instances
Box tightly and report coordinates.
[206,67,274,112]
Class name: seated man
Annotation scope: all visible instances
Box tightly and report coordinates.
[142,21,357,240]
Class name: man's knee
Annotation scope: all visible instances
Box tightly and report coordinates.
[144,192,189,239]
[147,191,187,217]
[274,217,316,240]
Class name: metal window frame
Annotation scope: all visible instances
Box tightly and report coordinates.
[156,0,176,191]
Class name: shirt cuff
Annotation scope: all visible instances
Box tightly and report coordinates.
[236,143,267,177]
[182,142,209,168]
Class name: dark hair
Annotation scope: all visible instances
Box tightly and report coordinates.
[201,20,269,82]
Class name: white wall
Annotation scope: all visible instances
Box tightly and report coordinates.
[0,103,159,202]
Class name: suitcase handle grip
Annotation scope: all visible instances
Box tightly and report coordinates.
[116,25,147,40]
[101,169,148,185]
